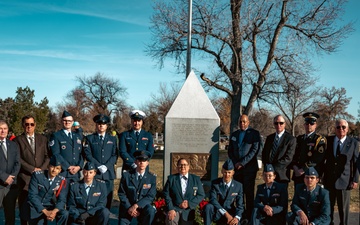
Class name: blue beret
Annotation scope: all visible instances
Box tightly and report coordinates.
[83,162,96,171]
[49,156,61,166]
[93,114,110,124]
[134,150,151,161]
[62,110,72,118]
[222,159,234,170]
[263,164,275,172]
[305,167,319,177]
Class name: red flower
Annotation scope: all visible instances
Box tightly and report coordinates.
[199,199,209,211]
[154,198,166,210]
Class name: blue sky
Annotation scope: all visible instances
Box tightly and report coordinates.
[0,0,359,119]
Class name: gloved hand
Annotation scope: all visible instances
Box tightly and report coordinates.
[79,212,90,220]
[98,165,108,173]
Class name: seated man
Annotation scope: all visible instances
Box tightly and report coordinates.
[68,162,110,225]
[163,158,205,225]
[204,159,244,225]
[21,155,68,225]
[251,164,287,225]
[118,150,156,225]
[287,167,330,225]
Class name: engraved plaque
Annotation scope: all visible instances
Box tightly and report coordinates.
[171,153,211,180]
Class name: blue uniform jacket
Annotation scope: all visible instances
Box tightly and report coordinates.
[0,139,20,188]
[118,170,156,210]
[49,130,84,179]
[291,184,330,225]
[209,178,244,218]
[253,182,287,224]
[68,179,108,219]
[119,130,154,170]
[84,133,117,180]
[163,173,205,221]
[26,171,67,219]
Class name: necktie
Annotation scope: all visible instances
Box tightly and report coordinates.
[181,176,187,196]
[99,135,104,146]
[267,187,271,197]
[270,135,279,162]
[85,185,90,195]
[49,179,53,186]
[68,132,72,139]
[0,141,7,159]
[135,131,139,138]
[138,174,143,181]
[29,137,35,154]
[306,191,311,205]
[336,140,341,157]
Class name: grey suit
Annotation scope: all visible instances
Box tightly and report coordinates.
[0,139,21,225]
[323,135,359,225]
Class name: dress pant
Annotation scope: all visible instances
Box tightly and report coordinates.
[119,204,155,225]
[327,187,350,225]
[1,184,19,225]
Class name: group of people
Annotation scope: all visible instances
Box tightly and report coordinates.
[0,108,154,225]
[0,108,358,225]
[226,113,359,225]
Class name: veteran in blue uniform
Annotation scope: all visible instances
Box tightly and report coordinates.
[163,158,205,225]
[288,167,330,225]
[21,156,68,225]
[118,151,156,225]
[67,162,110,225]
[84,114,118,210]
[251,164,287,225]
[49,110,84,182]
[204,159,244,225]
[291,112,327,186]
[119,110,154,171]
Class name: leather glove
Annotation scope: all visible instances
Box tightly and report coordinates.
[79,212,90,220]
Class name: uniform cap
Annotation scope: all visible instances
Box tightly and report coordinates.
[73,121,80,127]
[134,150,151,161]
[303,112,319,123]
[49,155,61,166]
[222,159,234,170]
[305,167,319,177]
[93,114,110,124]
[263,164,274,172]
[129,110,146,120]
[83,162,96,171]
[62,110,72,118]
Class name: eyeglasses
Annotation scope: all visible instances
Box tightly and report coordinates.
[63,120,73,123]
[25,123,35,127]
[336,126,347,130]
[274,122,285,125]
[178,164,189,167]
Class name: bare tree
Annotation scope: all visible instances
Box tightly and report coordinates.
[316,86,353,135]
[147,0,354,132]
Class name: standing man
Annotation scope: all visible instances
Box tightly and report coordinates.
[68,162,110,225]
[22,156,68,225]
[72,121,83,140]
[291,112,327,187]
[323,119,359,225]
[204,159,244,225]
[251,164,287,225]
[84,114,118,210]
[228,114,261,222]
[119,110,154,171]
[118,151,156,225]
[288,167,330,225]
[163,158,205,225]
[14,115,50,225]
[49,110,84,182]
[262,115,296,188]
[0,120,21,225]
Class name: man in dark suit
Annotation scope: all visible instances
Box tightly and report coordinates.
[0,120,21,225]
[84,114,118,210]
[323,119,359,225]
[163,158,205,225]
[228,114,261,221]
[251,164,287,225]
[288,167,330,225]
[204,159,244,225]
[21,156,68,225]
[291,112,327,187]
[68,162,110,225]
[118,151,156,225]
[14,115,50,225]
[119,110,154,171]
[262,115,296,188]
[49,110,84,182]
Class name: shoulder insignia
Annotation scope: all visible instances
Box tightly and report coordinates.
[58,175,65,180]
[35,171,43,174]
[149,172,157,176]
[96,179,105,183]
[70,182,77,186]
[123,170,128,173]
[49,140,55,147]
